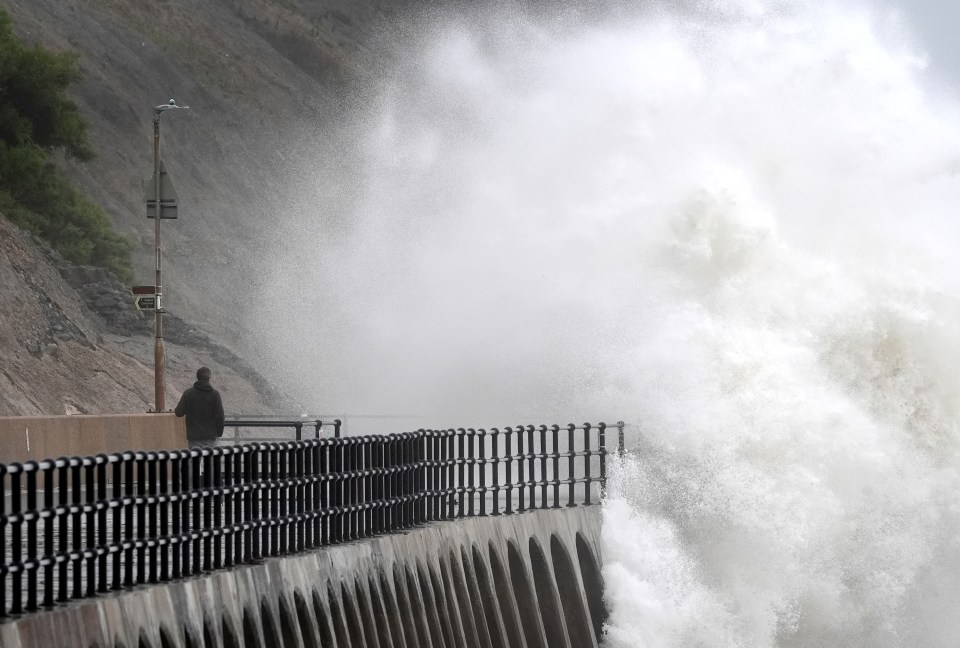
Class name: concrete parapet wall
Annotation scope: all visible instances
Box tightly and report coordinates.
[0,507,606,648]
[0,414,187,463]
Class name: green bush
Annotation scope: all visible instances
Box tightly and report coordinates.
[0,9,133,281]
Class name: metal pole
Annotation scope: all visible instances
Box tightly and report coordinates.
[153,113,165,412]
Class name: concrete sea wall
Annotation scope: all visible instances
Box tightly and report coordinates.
[0,507,605,648]
[0,414,186,463]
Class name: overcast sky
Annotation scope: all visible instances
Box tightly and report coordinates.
[891,0,960,89]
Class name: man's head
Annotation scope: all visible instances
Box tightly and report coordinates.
[196,367,212,382]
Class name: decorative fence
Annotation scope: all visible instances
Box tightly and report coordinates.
[0,421,623,620]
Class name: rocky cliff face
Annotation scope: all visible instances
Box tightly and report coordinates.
[0,0,403,415]
[0,215,283,415]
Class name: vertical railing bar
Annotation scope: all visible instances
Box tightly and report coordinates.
[582,423,592,506]
[477,429,487,517]
[567,424,576,508]
[504,427,513,515]
[147,454,158,584]
[539,425,549,511]
[10,466,22,615]
[96,456,108,592]
[516,425,525,513]
[25,464,38,611]
[43,462,55,608]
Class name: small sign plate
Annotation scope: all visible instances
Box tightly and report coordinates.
[135,296,157,311]
[145,159,179,219]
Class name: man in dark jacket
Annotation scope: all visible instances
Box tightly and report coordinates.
[174,367,225,448]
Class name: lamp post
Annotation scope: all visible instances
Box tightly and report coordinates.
[151,99,188,412]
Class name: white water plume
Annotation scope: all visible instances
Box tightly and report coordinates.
[253,0,960,644]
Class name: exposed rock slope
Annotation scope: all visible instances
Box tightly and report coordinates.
[0,0,402,414]
[0,215,282,416]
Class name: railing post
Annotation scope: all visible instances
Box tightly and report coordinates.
[457,429,466,517]
[516,425,525,513]
[477,429,487,517]
[527,425,536,509]
[466,429,476,517]
[0,465,7,618]
[618,421,625,455]
[24,463,37,611]
[318,439,330,546]
[249,445,261,560]
[43,461,55,607]
[582,423,592,505]
[551,425,561,509]
[598,422,607,497]
[504,427,513,514]
[146,453,158,584]
[334,419,342,438]
[349,437,360,540]
[446,429,457,519]
[156,452,169,583]
[490,428,500,516]
[406,433,417,528]
[538,425,548,510]
[567,424,576,508]
[112,456,123,587]
[10,464,22,615]
[371,436,384,535]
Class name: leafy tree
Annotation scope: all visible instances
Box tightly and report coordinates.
[0,9,133,281]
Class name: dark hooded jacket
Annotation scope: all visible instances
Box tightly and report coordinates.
[174,380,225,440]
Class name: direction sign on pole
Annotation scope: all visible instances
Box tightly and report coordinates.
[135,295,158,311]
[145,159,179,219]
[131,285,156,295]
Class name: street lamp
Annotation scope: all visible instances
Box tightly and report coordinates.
[150,99,188,412]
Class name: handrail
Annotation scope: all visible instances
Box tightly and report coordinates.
[0,421,625,620]
[223,418,341,440]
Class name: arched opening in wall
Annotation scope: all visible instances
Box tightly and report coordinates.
[529,537,568,648]
[261,598,283,647]
[507,540,547,648]
[393,566,420,648]
[488,542,525,648]
[551,534,594,648]
[404,566,434,648]
[472,545,507,648]
[430,562,462,648]
[379,571,408,648]
[353,579,382,648]
[342,581,368,647]
[243,608,264,648]
[312,588,338,648]
[459,546,492,648]
[362,577,392,648]
[203,617,216,648]
[417,562,450,648]
[159,628,176,648]
[222,615,241,648]
[326,584,352,648]
[576,532,607,643]
[295,591,322,648]
[447,549,480,648]
[279,597,300,648]
[183,627,200,648]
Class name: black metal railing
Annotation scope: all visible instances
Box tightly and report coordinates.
[0,421,624,620]
[222,417,342,442]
